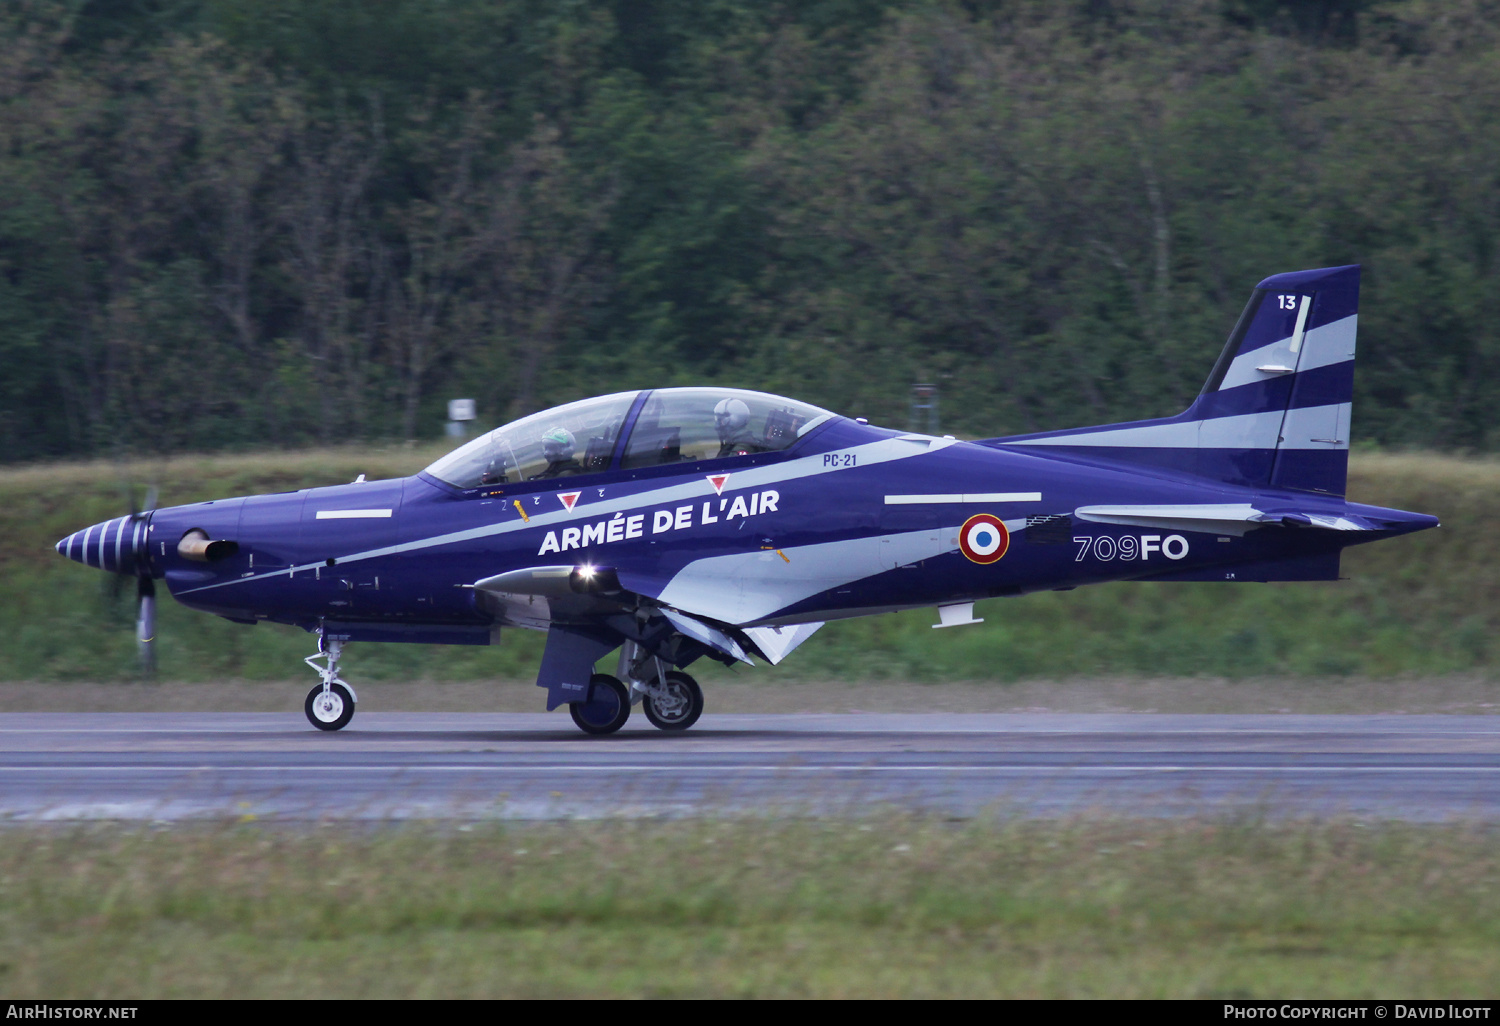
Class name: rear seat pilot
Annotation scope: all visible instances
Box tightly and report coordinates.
[715,398,765,458]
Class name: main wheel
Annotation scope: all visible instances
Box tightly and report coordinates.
[305,682,355,731]
[643,671,703,732]
[569,674,631,735]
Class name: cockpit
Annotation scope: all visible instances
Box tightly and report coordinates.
[424,387,834,490]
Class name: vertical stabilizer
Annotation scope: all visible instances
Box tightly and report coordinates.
[990,265,1359,495]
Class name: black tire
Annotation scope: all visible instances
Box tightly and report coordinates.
[569,674,631,735]
[643,671,703,732]
[305,682,355,731]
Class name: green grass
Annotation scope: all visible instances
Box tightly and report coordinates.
[0,448,1491,683]
[1,817,1497,998]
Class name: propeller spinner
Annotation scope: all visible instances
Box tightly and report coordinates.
[56,485,159,673]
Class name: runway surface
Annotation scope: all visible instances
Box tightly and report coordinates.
[2,711,1499,822]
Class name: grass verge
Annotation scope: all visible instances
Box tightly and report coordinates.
[1,816,1497,998]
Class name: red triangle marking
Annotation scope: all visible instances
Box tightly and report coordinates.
[706,474,730,495]
[558,491,581,510]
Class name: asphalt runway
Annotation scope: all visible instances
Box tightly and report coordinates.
[1,711,1499,822]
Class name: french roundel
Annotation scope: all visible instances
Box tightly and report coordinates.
[959,514,1009,565]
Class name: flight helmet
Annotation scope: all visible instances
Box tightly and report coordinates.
[541,426,576,462]
[714,398,750,439]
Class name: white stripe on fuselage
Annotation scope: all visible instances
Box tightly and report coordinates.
[1006,403,1351,452]
[885,492,1041,504]
[176,435,965,596]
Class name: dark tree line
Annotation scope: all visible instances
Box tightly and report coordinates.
[2,0,1498,462]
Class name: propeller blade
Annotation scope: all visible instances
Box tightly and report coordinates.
[119,480,139,519]
[136,576,156,675]
[139,485,159,517]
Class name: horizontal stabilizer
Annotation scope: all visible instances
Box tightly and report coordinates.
[1255,510,1381,531]
[1075,503,1263,536]
[1075,503,1384,537]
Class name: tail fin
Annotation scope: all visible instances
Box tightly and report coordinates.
[990,264,1359,495]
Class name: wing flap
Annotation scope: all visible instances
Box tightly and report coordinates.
[742,622,824,665]
[659,608,754,666]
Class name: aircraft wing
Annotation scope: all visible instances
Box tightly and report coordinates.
[473,563,820,667]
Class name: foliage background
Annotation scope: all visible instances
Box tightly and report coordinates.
[2,0,1499,462]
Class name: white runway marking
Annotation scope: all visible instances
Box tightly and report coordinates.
[4,764,1500,774]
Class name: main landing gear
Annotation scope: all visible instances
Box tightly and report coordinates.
[567,641,705,736]
[569,674,631,735]
[642,671,703,731]
[304,633,357,731]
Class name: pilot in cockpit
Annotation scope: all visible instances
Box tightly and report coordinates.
[714,397,766,458]
[531,426,584,479]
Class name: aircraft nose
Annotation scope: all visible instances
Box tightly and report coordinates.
[55,517,146,574]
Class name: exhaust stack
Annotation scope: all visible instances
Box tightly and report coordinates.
[176,529,239,562]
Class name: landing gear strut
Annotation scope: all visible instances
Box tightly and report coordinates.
[617,640,704,732]
[304,632,357,731]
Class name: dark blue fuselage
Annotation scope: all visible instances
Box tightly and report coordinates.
[72,416,1429,648]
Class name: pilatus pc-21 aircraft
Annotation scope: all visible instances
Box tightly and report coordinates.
[57,264,1436,734]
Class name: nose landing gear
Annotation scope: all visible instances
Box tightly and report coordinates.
[304,633,357,731]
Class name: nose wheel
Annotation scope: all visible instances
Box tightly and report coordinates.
[305,681,355,731]
[303,632,358,731]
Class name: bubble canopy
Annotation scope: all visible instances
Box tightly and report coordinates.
[424,388,834,489]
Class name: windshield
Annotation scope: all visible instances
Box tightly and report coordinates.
[425,391,639,488]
